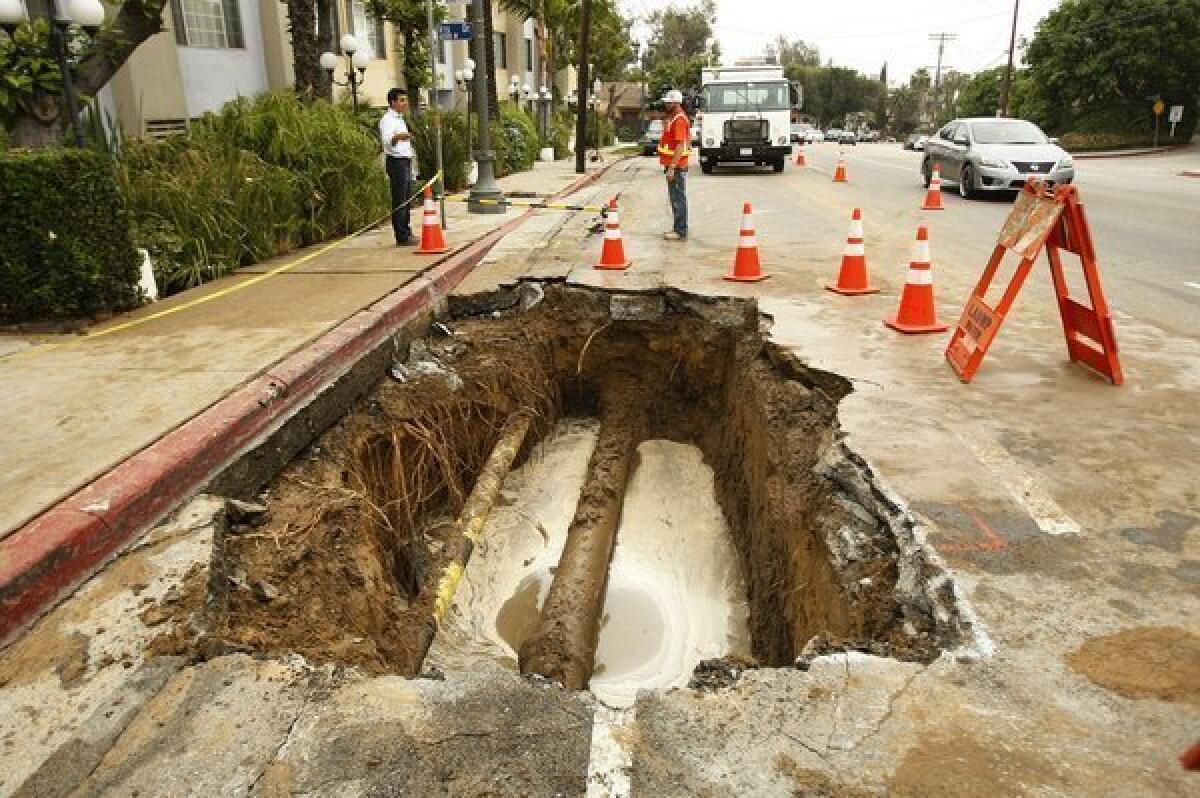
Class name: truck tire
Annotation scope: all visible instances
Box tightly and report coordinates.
[772,158,785,173]
[701,160,715,174]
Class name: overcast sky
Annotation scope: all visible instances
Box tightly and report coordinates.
[619,0,1062,83]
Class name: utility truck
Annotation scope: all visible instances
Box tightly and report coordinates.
[697,64,799,174]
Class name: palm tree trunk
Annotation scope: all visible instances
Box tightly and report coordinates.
[484,0,500,116]
[286,0,322,97]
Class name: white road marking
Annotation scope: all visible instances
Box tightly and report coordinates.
[1185,282,1200,291]
[955,431,1082,536]
[587,705,635,798]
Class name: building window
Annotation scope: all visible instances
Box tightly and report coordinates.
[493,32,507,68]
[172,0,245,49]
[316,0,339,43]
[525,38,533,71]
[350,0,385,59]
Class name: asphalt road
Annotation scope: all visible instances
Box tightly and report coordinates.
[708,142,1200,335]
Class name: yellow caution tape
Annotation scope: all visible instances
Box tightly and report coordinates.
[443,193,607,213]
[0,172,442,364]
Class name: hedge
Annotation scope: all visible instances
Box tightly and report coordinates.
[0,148,141,322]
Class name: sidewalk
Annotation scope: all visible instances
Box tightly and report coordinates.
[0,157,608,539]
[1072,143,1194,159]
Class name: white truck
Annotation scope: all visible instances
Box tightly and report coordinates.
[697,65,798,174]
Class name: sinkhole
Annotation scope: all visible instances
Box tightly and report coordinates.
[181,283,976,701]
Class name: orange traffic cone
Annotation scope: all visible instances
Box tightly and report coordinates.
[794,147,806,167]
[832,152,848,182]
[826,208,878,295]
[884,226,948,334]
[596,198,631,270]
[415,186,449,255]
[922,162,945,210]
[724,202,770,282]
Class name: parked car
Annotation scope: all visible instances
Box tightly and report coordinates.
[921,117,1074,199]
[838,130,858,146]
[790,123,806,143]
[904,133,928,151]
[640,119,664,156]
[825,128,843,142]
[804,129,825,144]
[861,130,880,142]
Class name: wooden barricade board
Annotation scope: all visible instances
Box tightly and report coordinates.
[945,181,1123,385]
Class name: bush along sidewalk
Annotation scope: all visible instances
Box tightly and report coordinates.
[117,92,388,297]
[0,149,142,322]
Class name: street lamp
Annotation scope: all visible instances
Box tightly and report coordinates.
[507,75,520,104]
[537,85,551,138]
[467,0,504,213]
[320,34,368,112]
[0,0,107,147]
[455,61,476,153]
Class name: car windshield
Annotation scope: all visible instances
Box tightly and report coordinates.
[703,82,790,112]
[970,120,1047,145]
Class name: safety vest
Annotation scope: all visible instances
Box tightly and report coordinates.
[657,111,692,167]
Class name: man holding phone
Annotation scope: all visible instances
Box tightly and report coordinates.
[380,88,416,245]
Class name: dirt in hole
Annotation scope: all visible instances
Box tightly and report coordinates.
[152,284,972,680]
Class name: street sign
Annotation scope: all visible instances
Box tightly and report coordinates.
[1169,105,1184,123]
[438,22,473,40]
[1153,99,1165,116]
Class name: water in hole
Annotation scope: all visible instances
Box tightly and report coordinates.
[430,419,751,707]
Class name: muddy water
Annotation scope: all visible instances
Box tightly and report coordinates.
[430,420,750,707]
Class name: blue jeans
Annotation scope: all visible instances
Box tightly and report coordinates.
[667,169,688,237]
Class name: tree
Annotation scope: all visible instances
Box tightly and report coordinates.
[764,36,818,68]
[642,0,716,96]
[285,0,335,99]
[956,66,1004,118]
[1024,0,1200,137]
[887,86,919,135]
[2,0,170,146]
[366,0,443,111]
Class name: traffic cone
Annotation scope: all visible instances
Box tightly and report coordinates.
[596,198,631,270]
[794,147,806,167]
[826,208,878,295]
[724,202,770,282]
[832,152,848,182]
[415,186,450,255]
[884,226,949,334]
[922,162,945,210]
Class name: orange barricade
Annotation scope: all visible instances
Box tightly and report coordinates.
[945,181,1122,385]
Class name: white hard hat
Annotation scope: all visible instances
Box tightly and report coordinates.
[662,89,683,104]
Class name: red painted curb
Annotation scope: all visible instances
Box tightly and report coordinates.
[0,160,623,648]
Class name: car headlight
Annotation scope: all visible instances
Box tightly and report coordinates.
[1058,156,1074,169]
[980,157,1008,169]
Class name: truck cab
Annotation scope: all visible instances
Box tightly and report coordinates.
[698,66,797,174]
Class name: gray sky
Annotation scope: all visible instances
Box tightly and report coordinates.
[620,0,1062,83]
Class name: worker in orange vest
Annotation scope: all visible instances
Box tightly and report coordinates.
[657,89,691,241]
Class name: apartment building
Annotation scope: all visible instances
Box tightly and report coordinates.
[99,0,572,138]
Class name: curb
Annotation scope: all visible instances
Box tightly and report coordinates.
[1072,145,1191,160]
[0,159,622,649]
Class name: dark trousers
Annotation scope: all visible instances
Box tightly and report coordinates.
[386,156,413,242]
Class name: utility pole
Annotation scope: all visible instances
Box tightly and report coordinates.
[928,32,957,122]
[574,0,592,174]
[468,0,505,213]
[999,0,1020,117]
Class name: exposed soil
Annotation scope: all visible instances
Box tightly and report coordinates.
[1066,625,1200,706]
[151,283,972,685]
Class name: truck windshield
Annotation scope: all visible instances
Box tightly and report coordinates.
[703,82,789,112]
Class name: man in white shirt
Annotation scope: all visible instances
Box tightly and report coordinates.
[379,88,416,245]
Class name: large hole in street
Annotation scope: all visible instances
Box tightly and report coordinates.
[174,284,974,703]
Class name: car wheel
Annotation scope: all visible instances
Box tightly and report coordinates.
[959,165,978,199]
[922,159,932,188]
[701,161,715,174]
[772,158,785,173]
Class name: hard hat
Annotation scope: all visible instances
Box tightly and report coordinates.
[662,89,683,104]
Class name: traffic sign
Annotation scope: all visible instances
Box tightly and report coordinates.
[1153,99,1165,116]
[438,22,473,40]
[1169,105,1184,123]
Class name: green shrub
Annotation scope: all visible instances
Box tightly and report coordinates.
[546,109,573,160]
[490,102,539,177]
[409,109,472,191]
[0,148,141,321]
[117,92,387,296]
[587,112,616,148]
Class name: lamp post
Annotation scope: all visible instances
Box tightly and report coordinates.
[455,58,475,155]
[467,0,503,213]
[0,0,107,148]
[522,83,533,114]
[507,75,520,104]
[320,34,369,112]
[537,85,551,138]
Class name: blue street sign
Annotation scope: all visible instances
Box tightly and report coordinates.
[438,22,473,41]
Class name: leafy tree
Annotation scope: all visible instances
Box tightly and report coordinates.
[1023,0,1200,137]
[887,86,919,135]
[2,0,170,147]
[956,66,1004,118]
[643,0,716,95]
[365,0,444,111]
[764,36,819,68]
[285,0,336,100]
